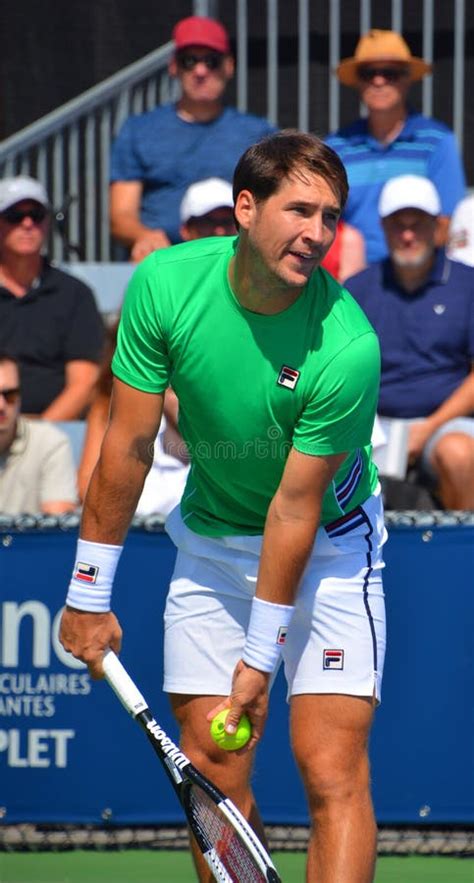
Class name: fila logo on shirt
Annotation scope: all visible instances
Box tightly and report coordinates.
[277,365,300,390]
[323,649,344,670]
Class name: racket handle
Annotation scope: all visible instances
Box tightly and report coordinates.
[103,649,148,717]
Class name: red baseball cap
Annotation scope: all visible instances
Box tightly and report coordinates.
[173,16,231,55]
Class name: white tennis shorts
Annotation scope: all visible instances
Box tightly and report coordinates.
[163,487,387,703]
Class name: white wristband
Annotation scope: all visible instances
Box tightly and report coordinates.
[242,597,295,673]
[66,539,123,612]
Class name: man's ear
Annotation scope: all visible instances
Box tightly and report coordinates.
[222,55,235,81]
[168,56,178,78]
[234,190,256,230]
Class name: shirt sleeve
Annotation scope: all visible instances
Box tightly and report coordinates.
[428,131,467,216]
[40,430,78,505]
[293,332,381,456]
[112,254,170,393]
[110,116,143,182]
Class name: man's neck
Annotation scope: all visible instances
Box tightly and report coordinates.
[176,96,223,124]
[228,250,304,316]
[392,254,435,294]
[0,253,43,297]
[0,421,18,455]
[368,106,407,145]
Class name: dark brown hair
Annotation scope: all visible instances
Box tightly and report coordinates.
[233,129,349,210]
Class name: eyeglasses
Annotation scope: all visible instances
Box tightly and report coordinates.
[0,387,20,404]
[0,206,48,225]
[358,66,409,83]
[177,52,224,71]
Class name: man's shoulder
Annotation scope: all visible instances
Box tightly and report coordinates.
[318,269,378,338]
[42,263,95,299]
[404,111,455,139]
[326,118,367,147]
[219,107,276,135]
[135,236,234,283]
[118,103,175,133]
[343,262,382,295]
[15,418,72,454]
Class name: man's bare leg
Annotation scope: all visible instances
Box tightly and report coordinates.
[430,433,474,509]
[170,693,267,883]
[291,693,377,883]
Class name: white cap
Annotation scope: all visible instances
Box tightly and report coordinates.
[0,176,49,213]
[379,175,441,219]
[180,178,233,224]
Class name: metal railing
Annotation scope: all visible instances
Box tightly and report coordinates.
[0,0,468,261]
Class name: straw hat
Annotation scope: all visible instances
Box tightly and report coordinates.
[336,29,432,87]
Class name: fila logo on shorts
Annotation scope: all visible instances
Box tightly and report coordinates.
[323,649,344,670]
[74,562,99,583]
[277,365,300,390]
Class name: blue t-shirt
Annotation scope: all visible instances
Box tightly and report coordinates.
[326,111,466,263]
[110,104,276,243]
[345,251,474,418]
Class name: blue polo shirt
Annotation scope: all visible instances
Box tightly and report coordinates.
[345,251,474,418]
[110,104,276,243]
[326,111,466,263]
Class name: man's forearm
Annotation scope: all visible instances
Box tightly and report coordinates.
[42,383,96,421]
[256,494,321,606]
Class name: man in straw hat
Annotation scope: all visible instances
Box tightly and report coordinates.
[326,29,466,264]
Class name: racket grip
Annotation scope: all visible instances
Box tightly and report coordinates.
[103,649,148,717]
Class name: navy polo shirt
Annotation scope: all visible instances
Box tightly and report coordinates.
[345,250,474,418]
[0,261,105,414]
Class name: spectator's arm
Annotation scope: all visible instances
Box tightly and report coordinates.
[110,181,171,261]
[41,361,100,421]
[408,370,474,461]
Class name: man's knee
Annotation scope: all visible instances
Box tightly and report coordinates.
[430,432,474,475]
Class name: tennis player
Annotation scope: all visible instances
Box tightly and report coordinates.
[60,130,387,883]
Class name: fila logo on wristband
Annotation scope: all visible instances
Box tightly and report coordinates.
[74,562,99,583]
[323,649,344,670]
[276,626,288,645]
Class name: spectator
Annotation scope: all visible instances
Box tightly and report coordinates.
[78,319,189,517]
[345,175,474,510]
[0,176,104,420]
[110,15,276,262]
[321,220,366,282]
[179,177,236,240]
[326,29,466,263]
[0,353,77,515]
[448,193,474,267]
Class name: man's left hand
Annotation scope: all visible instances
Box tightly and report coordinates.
[207,660,270,752]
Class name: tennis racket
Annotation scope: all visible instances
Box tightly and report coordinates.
[103,650,282,883]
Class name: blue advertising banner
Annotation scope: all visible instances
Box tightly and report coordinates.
[1,522,473,826]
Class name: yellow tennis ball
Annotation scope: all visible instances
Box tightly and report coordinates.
[210,710,252,751]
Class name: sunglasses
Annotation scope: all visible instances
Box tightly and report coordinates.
[358,66,409,83]
[177,52,224,71]
[1,205,48,225]
[0,387,20,404]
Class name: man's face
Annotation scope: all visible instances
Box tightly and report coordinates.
[235,173,341,291]
[182,207,236,240]
[0,199,48,257]
[0,360,20,441]
[170,46,234,103]
[356,62,411,112]
[383,208,437,268]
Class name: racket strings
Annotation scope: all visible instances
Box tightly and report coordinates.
[187,784,269,882]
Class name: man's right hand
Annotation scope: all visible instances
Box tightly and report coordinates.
[59,607,122,679]
[131,229,171,263]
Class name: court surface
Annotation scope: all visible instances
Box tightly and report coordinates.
[0,851,472,882]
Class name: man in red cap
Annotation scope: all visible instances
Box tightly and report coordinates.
[110,16,275,263]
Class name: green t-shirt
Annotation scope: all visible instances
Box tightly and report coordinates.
[112,236,380,535]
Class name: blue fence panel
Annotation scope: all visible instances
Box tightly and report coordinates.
[0,523,473,826]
